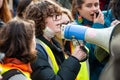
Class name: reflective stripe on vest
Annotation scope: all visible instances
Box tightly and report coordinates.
[0,64,31,80]
[36,39,59,74]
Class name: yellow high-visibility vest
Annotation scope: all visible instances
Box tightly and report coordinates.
[36,39,59,74]
[36,39,89,80]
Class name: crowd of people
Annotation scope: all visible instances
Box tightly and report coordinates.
[0,0,120,80]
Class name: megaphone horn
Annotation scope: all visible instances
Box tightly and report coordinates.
[61,23,120,53]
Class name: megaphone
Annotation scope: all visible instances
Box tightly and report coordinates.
[61,23,120,53]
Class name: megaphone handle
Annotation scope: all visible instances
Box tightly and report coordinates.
[72,39,88,62]
[79,45,88,62]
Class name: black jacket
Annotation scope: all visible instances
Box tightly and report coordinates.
[31,35,81,80]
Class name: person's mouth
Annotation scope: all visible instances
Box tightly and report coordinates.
[90,14,94,16]
[90,11,99,17]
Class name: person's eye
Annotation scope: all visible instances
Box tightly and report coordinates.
[62,21,71,25]
[94,3,99,7]
[86,4,92,8]
[66,21,71,24]
[52,14,62,21]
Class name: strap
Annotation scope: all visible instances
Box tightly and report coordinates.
[36,39,59,74]
[2,69,24,80]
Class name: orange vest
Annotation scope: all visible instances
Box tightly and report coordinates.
[0,58,32,80]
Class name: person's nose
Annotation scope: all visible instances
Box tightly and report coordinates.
[56,20,62,27]
[59,20,62,25]
[59,19,64,25]
[92,6,98,12]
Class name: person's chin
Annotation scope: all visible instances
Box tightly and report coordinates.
[90,16,94,21]
[56,30,61,33]
[87,18,93,22]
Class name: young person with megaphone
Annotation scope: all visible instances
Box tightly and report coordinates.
[25,0,88,80]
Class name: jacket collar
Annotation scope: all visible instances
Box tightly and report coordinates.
[3,58,32,73]
[75,17,93,26]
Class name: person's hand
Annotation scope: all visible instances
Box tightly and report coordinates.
[72,45,87,62]
[93,10,104,24]
[111,20,120,26]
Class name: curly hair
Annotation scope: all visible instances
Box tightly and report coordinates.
[0,18,36,63]
[25,0,62,36]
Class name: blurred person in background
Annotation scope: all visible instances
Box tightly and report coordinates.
[55,0,72,9]
[16,0,32,18]
[0,18,36,80]
[55,7,73,53]
[0,0,12,27]
[99,0,110,10]
[56,7,90,80]
[71,0,114,80]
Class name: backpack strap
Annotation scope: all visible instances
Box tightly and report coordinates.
[2,69,25,80]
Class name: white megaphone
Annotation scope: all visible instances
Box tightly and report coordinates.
[61,23,120,53]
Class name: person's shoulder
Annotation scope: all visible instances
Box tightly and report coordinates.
[2,69,28,80]
[9,74,28,80]
[35,38,48,59]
